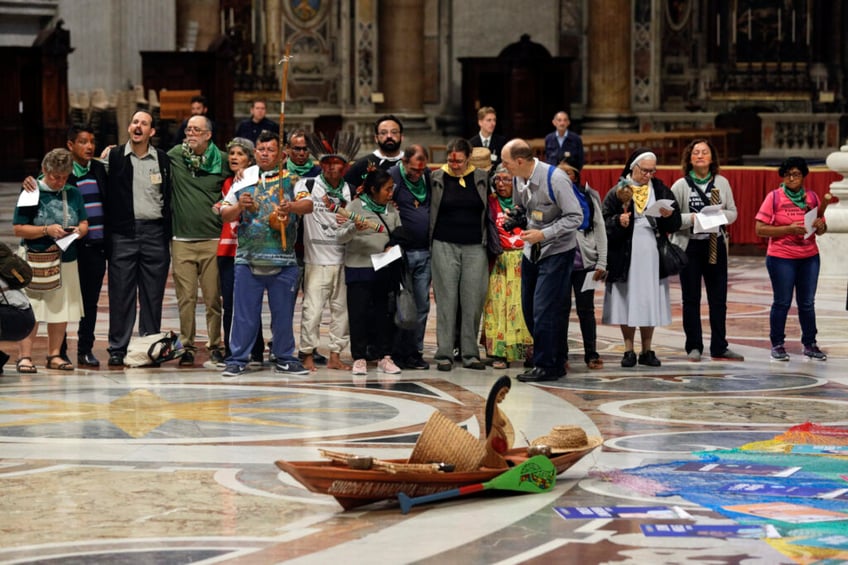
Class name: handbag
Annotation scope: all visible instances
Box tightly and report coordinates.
[656,234,688,278]
[25,245,62,291]
[125,331,185,367]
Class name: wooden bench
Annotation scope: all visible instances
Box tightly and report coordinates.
[158,89,201,122]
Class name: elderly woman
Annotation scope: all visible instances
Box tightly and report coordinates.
[13,148,89,372]
[337,169,404,376]
[755,157,828,362]
[482,165,532,369]
[671,139,742,362]
[430,138,491,371]
[216,137,265,365]
[602,148,681,368]
[559,158,607,370]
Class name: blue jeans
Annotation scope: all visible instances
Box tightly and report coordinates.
[405,249,431,353]
[766,254,820,347]
[227,264,299,367]
[521,249,574,371]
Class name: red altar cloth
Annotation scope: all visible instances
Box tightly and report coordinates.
[582,166,842,246]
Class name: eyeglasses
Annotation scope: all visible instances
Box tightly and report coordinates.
[185,127,207,134]
[636,164,657,175]
[290,146,309,152]
[784,171,803,179]
[493,177,511,184]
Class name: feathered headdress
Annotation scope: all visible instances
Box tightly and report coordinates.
[304,130,361,163]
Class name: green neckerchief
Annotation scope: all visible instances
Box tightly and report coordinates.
[359,193,386,214]
[497,194,514,211]
[321,173,346,202]
[688,170,712,185]
[181,142,223,176]
[781,183,807,209]
[287,158,315,177]
[400,162,427,202]
[72,160,90,178]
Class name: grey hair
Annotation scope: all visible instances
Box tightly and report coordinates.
[42,148,74,175]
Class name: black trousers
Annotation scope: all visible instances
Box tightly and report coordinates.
[107,222,170,354]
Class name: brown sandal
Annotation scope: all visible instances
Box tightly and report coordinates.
[587,357,604,370]
[46,355,74,371]
[16,357,37,374]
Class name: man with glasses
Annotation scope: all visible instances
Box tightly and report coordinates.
[166,115,228,366]
[286,129,321,181]
[344,115,404,188]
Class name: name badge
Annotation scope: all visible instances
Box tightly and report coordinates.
[150,171,162,184]
[531,210,544,222]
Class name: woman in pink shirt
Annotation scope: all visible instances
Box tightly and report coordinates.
[754,157,828,362]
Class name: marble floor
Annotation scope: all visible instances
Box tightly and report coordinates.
[2,183,847,564]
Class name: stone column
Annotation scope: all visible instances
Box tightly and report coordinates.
[378,0,424,112]
[177,0,219,51]
[584,0,636,133]
[818,145,848,276]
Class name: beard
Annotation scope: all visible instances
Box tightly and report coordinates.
[378,138,400,154]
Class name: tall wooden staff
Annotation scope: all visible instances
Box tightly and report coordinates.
[277,42,292,248]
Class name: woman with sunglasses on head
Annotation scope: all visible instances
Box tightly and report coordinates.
[754,157,828,362]
[602,148,681,368]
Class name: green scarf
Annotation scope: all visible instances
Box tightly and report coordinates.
[781,183,808,209]
[321,174,346,202]
[400,162,427,203]
[497,194,514,211]
[287,158,316,177]
[359,193,386,214]
[72,160,90,178]
[688,170,712,185]
[181,142,223,176]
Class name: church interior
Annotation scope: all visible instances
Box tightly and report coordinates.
[1,1,848,563]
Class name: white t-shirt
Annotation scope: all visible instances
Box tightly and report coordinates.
[300,176,352,265]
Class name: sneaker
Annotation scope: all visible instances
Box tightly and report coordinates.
[209,349,226,368]
[687,350,702,362]
[621,350,637,368]
[274,360,309,375]
[638,350,661,367]
[400,355,429,370]
[377,356,402,375]
[352,359,368,375]
[803,343,827,361]
[221,364,246,377]
[770,345,790,362]
[711,349,744,361]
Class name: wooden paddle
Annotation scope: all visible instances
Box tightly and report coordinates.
[397,455,556,514]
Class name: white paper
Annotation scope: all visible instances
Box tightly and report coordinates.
[231,164,260,193]
[694,204,728,234]
[16,187,39,207]
[55,232,79,251]
[371,245,402,271]
[804,207,818,238]
[643,199,675,217]
[581,273,600,292]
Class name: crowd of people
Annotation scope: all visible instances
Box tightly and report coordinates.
[5,104,829,377]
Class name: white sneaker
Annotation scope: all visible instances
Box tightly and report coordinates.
[352,359,367,375]
[377,356,402,375]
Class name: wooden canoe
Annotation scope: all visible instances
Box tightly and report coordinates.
[275,445,599,510]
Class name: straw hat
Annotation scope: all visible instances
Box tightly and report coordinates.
[531,425,603,454]
[470,147,493,171]
[409,411,487,472]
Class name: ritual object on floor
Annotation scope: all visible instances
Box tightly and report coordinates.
[397,455,557,514]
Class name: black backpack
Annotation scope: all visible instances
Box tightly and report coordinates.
[0,242,32,289]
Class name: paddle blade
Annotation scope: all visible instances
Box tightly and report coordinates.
[485,455,557,493]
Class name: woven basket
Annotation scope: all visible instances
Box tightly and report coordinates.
[408,411,486,472]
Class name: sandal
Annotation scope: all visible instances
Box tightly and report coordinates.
[16,357,38,374]
[46,355,74,371]
[492,359,509,370]
[587,357,604,370]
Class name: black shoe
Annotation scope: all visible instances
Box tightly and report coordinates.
[464,359,486,370]
[0,350,9,374]
[209,349,226,368]
[179,350,195,366]
[436,359,452,372]
[637,350,661,367]
[517,367,563,383]
[400,355,429,370]
[108,352,125,366]
[621,350,637,368]
[77,352,100,367]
